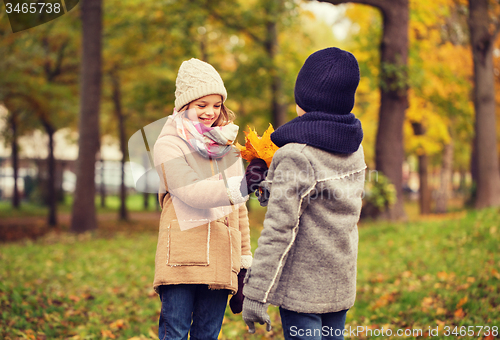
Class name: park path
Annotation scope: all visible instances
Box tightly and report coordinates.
[0,211,161,225]
[0,211,161,242]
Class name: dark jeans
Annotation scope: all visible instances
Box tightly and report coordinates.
[280,307,348,340]
[158,284,229,340]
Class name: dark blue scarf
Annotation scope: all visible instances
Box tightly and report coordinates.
[270,112,363,154]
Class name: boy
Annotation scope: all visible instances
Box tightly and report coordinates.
[242,47,366,340]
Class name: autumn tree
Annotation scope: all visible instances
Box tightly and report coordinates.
[316,0,409,219]
[468,0,500,208]
[205,0,299,127]
[404,0,473,214]
[0,15,79,224]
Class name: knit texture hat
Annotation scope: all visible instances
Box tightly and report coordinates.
[294,47,360,115]
[174,58,227,111]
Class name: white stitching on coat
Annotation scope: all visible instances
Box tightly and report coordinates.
[316,166,367,183]
[262,184,317,303]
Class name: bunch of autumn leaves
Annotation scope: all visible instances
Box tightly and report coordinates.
[235,124,279,167]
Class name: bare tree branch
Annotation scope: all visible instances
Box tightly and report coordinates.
[204,0,265,45]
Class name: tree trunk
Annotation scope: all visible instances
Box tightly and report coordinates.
[375,1,408,219]
[318,0,409,220]
[412,122,431,215]
[111,71,128,221]
[45,124,57,226]
[435,142,453,213]
[40,119,57,226]
[468,0,500,209]
[264,1,287,128]
[71,0,103,233]
[9,110,20,209]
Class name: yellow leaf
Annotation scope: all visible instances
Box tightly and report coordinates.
[238,124,279,167]
[421,296,434,308]
[436,307,447,315]
[437,271,448,281]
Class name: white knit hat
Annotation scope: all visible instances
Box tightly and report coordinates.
[174,58,227,111]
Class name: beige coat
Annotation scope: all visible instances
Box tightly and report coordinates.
[152,117,252,294]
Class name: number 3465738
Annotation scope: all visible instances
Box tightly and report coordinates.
[443,325,498,337]
[5,2,62,14]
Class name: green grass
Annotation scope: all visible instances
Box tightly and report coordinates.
[1,205,499,339]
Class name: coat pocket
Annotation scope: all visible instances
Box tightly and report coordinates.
[167,220,209,266]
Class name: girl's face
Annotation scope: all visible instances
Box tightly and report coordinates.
[186,94,222,127]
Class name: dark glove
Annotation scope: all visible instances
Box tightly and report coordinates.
[240,158,268,195]
[242,298,272,333]
[229,268,247,314]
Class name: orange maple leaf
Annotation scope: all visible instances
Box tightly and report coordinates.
[235,124,279,167]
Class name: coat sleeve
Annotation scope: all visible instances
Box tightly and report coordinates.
[238,203,253,268]
[154,138,235,209]
[242,146,316,303]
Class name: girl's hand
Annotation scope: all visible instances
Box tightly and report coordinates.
[229,268,247,314]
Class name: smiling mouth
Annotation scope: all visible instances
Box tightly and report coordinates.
[199,117,214,123]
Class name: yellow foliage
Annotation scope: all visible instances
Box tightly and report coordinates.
[235,124,280,167]
[405,89,451,156]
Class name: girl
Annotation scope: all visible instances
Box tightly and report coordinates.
[153,58,252,340]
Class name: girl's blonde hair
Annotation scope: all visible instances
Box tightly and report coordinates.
[180,99,235,127]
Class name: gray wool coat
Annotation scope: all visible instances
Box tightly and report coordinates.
[243,143,366,314]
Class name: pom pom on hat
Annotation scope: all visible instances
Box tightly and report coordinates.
[294,47,360,115]
[175,58,228,111]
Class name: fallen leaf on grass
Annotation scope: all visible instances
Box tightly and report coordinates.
[101,330,116,339]
[453,308,465,318]
[456,296,467,308]
[69,295,80,302]
[422,296,434,308]
[109,319,126,330]
[436,307,447,315]
[371,292,397,309]
[466,277,476,283]
[437,271,448,281]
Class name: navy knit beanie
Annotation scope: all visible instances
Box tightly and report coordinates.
[294,47,360,115]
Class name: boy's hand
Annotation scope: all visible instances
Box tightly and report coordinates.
[242,298,272,333]
[240,158,268,195]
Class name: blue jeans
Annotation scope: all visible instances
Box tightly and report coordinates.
[279,307,348,340]
[158,284,229,340]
